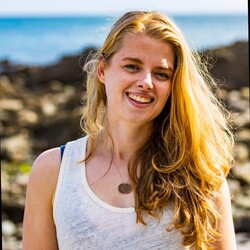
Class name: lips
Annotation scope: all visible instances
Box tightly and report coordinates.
[127,93,154,104]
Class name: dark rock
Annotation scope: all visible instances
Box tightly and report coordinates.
[235,217,250,233]
[25,47,97,89]
[202,41,249,90]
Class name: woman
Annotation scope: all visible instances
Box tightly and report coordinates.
[23,11,237,249]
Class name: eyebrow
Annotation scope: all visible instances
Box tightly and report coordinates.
[122,57,143,64]
[122,57,174,72]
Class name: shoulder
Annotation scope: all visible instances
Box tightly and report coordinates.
[215,179,235,222]
[27,147,61,200]
[32,147,61,173]
[216,179,232,206]
[213,179,237,249]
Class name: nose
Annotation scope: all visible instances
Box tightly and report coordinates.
[136,72,153,90]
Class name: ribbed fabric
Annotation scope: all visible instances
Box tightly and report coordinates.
[53,136,185,250]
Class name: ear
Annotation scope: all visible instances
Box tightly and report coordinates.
[97,62,106,84]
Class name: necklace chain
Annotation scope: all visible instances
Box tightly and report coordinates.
[100,130,133,195]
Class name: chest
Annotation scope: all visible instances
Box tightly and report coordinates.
[55,189,184,250]
[85,155,135,208]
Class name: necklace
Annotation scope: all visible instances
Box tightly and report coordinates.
[118,183,132,194]
[115,164,132,194]
[100,130,132,194]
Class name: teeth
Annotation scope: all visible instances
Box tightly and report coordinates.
[128,94,151,103]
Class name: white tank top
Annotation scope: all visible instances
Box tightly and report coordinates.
[53,136,185,250]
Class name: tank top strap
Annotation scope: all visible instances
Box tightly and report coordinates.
[60,145,66,160]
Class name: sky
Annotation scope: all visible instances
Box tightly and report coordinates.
[0,0,248,16]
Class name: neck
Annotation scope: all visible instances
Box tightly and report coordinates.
[100,121,152,162]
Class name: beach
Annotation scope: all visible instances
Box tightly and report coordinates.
[1,40,249,249]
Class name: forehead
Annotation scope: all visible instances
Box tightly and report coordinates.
[114,33,175,66]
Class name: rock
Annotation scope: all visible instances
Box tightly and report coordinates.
[235,217,250,233]
[0,75,16,96]
[228,90,241,102]
[64,85,76,97]
[227,179,241,196]
[18,109,39,126]
[233,110,250,128]
[2,236,22,250]
[0,99,23,111]
[1,168,26,224]
[228,100,249,113]
[41,99,57,117]
[1,132,33,161]
[15,174,29,188]
[234,193,250,209]
[236,233,250,249]
[203,41,249,90]
[232,162,250,185]
[240,87,250,100]
[232,205,250,221]
[16,223,23,240]
[227,89,250,112]
[2,220,17,237]
[237,129,250,142]
[216,88,228,101]
[25,47,97,88]
[0,59,28,76]
[49,80,64,92]
[233,143,249,162]
[246,188,250,197]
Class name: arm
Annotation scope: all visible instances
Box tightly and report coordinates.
[22,148,61,250]
[213,180,237,250]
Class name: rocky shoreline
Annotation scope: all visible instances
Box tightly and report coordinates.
[1,41,249,249]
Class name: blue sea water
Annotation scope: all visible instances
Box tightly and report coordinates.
[0,14,248,66]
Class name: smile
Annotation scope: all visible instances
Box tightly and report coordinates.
[127,93,153,104]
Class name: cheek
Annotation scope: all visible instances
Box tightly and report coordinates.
[158,83,172,103]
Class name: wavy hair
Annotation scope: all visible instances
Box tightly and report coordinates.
[81,11,234,249]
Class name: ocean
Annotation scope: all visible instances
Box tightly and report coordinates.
[0,14,248,66]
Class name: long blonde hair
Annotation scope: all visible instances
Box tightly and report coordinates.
[81,11,234,249]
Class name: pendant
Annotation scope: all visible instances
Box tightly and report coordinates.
[118,183,132,194]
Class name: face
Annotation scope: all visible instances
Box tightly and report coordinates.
[98,33,175,129]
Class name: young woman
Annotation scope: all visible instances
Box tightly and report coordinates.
[22,11,237,249]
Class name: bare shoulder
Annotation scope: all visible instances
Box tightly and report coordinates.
[218,179,230,196]
[213,179,237,250]
[35,147,61,162]
[29,147,61,192]
[32,147,61,172]
[216,179,233,210]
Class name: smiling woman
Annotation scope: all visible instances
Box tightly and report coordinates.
[22,10,237,250]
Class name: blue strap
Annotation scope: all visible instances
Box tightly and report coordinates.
[60,145,66,160]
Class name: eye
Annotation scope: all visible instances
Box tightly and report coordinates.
[124,64,140,71]
[154,72,169,80]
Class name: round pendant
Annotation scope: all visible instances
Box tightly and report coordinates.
[118,183,132,194]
